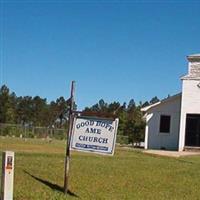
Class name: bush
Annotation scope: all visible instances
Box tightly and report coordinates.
[116,135,129,145]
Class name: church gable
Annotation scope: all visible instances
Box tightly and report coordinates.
[141,93,181,113]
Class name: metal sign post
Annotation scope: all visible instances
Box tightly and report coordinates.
[1,151,15,200]
[64,81,75,195]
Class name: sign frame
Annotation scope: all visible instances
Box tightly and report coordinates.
[70,116,119,156]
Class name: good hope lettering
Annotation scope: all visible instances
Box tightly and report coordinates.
[76,120,114,144]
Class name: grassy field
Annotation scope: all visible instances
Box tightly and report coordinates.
[0,137,200,200]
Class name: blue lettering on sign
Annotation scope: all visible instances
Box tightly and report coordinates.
[76,120,95,129]
[75,143,108,151]
[76,120,114,132]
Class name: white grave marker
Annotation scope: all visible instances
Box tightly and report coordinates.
[1,151,15,200]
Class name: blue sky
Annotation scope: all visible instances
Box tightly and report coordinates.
[0,0,200,109]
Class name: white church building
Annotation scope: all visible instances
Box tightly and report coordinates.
[142,54,200,151]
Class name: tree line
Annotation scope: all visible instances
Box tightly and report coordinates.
[0,85,160,144]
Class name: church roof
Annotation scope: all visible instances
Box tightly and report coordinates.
[187,54,200,61]
[181,75,200,80]
[141,93,182,112]
[188,53,200,57]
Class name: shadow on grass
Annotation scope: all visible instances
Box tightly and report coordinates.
[24,170,79,198]
[177,159,194,164]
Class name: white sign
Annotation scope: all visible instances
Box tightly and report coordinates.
[70,117,119,155]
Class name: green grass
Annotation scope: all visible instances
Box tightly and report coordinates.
[0,137,200,200]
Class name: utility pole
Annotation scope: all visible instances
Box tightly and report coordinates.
[64,81,75,195]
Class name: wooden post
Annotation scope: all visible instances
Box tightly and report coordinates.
[64,81,75,195]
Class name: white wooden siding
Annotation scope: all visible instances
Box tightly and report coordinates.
[145,96,181,150]
[179,79,200,150]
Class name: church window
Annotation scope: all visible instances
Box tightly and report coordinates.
[159,115,171,133]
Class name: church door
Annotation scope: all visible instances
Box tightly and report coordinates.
[185,114,200,147]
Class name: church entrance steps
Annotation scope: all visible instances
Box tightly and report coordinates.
[184,146,200,152]
[143,150,200,157]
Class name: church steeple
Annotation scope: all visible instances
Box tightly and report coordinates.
[186,54,200,78]
[179,53,200,151]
